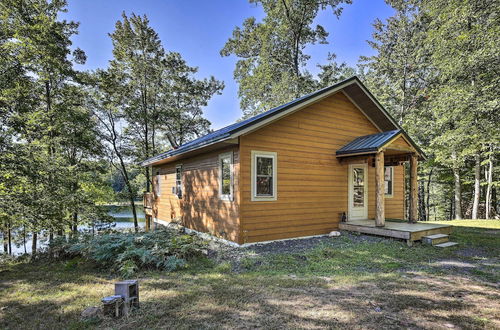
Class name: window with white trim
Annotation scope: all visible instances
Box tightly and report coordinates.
[251,151,277,201]
[219,152,233,201]
[154,171,161,196]
[384,166,393,197]
[175,165,183,199]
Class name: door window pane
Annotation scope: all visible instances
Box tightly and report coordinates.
[353,187,364,207]
[353,168,364,185]
[353,167,365,207]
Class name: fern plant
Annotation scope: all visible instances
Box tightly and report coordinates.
[49,229,207,277]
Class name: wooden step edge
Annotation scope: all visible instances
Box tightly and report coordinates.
[423,233,449,239]
[422,235,449,245]
[435,242,458,248]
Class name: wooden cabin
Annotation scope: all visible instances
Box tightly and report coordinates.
[142,77,428,245]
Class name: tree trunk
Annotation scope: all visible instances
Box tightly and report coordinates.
[109,112,139,232]
[418,180,426,221]
[472,152,481,219]
[426,168,433,221]
[449,190,454,220]
[409,154,418,223]
[23,226,27,254]
[127,187,139,232]
[375,151,385,227]
[32,232,37,255]
[453,167,463,220]
[121,167,138,232]
[492,187,497,215]
[7,218,12,255]
[72,212,78,235]
[2,229,7,254]
[485,149,494,219]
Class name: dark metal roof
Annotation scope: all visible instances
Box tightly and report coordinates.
[142,76,363,166]
[336,130,401,156]
[142,76,424,166]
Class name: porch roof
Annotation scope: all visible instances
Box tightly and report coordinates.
[336,130,401,156]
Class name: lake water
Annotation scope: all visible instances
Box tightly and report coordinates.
[3,204,146,255]
[105,205,146,229]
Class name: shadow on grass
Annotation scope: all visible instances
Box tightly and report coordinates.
[128,272,495,329]
[0,225,498,329]
[2,270,495,329]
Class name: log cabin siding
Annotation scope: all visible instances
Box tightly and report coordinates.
[152,147,240,242]
[239,92,405,243]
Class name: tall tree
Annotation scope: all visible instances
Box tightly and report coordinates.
[108,13,223,194]
[425,0,499,219]
[0,0,106,251]
[108,13,165,193]
[221,0,351,118]
[317,53,357,88]
[360,0,430,126]
[90,70,142,232]
[360,0,433,220]
[159,52,224,148]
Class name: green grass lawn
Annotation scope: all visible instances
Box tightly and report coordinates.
[0,220,499,329]
[429,219,500,229]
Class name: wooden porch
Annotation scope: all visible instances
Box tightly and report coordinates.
[339,219,453,246]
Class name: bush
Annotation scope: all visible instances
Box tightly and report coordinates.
[49,229,208,276]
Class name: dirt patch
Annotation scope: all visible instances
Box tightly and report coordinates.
[432,260,477,269]
[454,246,491,258]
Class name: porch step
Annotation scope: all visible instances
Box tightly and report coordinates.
[422,234,449,246]
[434,241,459,248]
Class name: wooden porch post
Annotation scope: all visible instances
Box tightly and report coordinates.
[375,151,385,227]
[409,154,418,223]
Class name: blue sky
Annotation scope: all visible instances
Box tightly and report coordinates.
[62,0,393,130]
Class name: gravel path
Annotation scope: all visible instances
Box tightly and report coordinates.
[206,231,388,264]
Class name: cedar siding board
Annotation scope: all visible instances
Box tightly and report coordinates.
[239,92,405,243]
[152,147,240,242]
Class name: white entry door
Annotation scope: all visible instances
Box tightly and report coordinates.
[348,164,368,220]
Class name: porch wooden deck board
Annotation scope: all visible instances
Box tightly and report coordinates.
[339,220,453,243]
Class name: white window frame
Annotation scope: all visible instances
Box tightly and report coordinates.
[155,171,161,196]
[219,152,234,201]
[175,164,183,199]
[384,166,394,198]
[251,150,277,201]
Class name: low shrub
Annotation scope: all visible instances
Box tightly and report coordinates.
[49,229,208,276]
